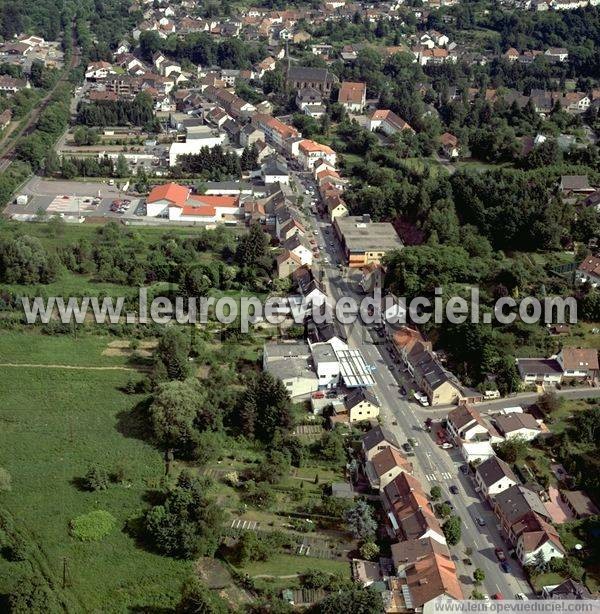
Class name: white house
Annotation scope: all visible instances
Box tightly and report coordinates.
[311,342,341,389]
[282,233,313,266]
[460,441,496,464]
[493,413,541,442]
[544,47,569,62]
[85,61,114,80]
[474,456,519,502]
[447,405,494,443]
[297,139,337,170]
[514,512,566,565]
[367,109,413,136]
[556,347,599,380]
[262,341,318,398]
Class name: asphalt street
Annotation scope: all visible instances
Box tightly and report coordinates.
[291,169,533,600]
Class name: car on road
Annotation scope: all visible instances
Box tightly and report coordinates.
[493,593,504,600]
[400,386,407,396]
[515,594,529,600]
[500,562,511,573]
[460,465,469,475]
[449,485,459,495]
[476,517,486,527]
[494,548,506,562]
[441,442,453,449]
[402,442,415,456]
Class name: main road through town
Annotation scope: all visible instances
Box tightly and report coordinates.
[290,169,533,600]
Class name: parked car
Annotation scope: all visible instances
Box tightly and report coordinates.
[460,465,469,475]
[515,594,529,600]
[493,593,504,600]
[500,562,511,573]
[476,517,486,527]
[400,386,407,396]
[441,442,453,449]
[449,485,459,495]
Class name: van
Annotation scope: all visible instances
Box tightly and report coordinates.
[484,390,501,400]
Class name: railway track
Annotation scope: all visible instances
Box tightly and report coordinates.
[0,25,80,173]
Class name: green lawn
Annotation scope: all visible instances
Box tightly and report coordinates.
[530,572,565,593]
[559,322,600,351]
[0,330,129,367]
[0,334,191,611]
[400,157,449,178]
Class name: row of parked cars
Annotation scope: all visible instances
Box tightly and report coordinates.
[110,199,132,214]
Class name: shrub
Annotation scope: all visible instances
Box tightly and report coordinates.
[223,471,239,487]
[6,532,31,561]
[359,541,380,561]
[70,510,116,541]
[83,465,110,491]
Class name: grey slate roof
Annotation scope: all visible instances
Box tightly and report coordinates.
[361,425,399,452]
[476,456,517,488]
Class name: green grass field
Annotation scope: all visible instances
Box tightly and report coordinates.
[0,333,191,611]
[0,330,129,367]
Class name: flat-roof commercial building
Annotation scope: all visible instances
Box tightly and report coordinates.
[334,215,403,268]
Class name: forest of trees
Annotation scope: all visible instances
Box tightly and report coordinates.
[76,92,156,128]
[139,30,268,70]
[176,145,242,180]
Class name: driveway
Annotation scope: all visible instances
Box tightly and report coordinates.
[544,486,574,524]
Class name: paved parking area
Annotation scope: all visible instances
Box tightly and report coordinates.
[5,177,142,220]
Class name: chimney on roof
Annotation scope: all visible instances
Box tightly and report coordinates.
[362,213,371,224]
[419,579,428,585]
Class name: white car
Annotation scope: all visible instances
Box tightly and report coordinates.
[441,442,453,449]
[414,392,429,406]
[515,594,529,600]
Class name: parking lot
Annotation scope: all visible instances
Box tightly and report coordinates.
[4,178,143,220]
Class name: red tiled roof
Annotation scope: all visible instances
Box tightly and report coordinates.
[147,182,190,206]
[338,81,366,104]
[189,194,238,208]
